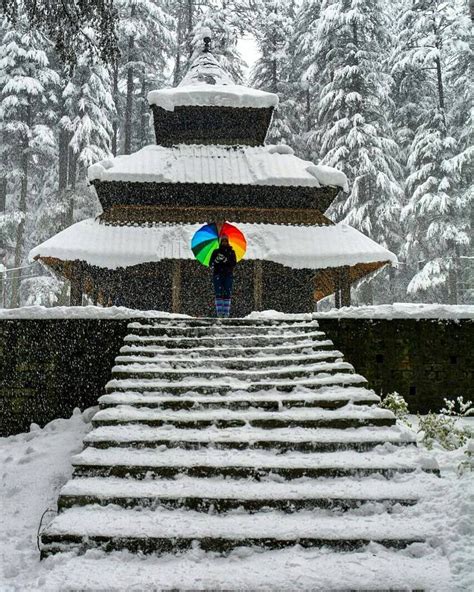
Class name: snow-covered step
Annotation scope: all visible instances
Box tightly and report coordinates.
[119,339,335,357]
[91,403,393,430]
[104,373,368,394]
[114,349,344,368]
[123,329,327,347]
[37,547,452,591]
[84,423,417,452]
[98,387,379,411]
[40,506,432,557]
[58,475,423,512]
[110,360,355,381]
[71,444,436,480]
[126,321,322,337]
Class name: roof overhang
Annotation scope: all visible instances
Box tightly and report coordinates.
[30,219,397,272]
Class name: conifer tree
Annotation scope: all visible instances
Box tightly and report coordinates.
[394,0,471,302]
[0,20,59,306]
[115,0,174,154]
[250,0,297,144]
[315,0,403,253]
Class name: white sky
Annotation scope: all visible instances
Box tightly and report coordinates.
[237,35,260,78]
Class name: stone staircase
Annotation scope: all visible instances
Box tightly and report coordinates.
[40,317,439,566]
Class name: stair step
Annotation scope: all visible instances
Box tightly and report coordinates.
[35,547,452,591]
[119,340,335,357]
[98,389,379,411]
[114,350,344,368]
[71,445,434,480]
[110,361,355,381]
[91,404,394,430]
[84,424,417,451]
[129,317,315,328]
[123,330,327,348]
[58,476,422,512]
[104,373,368,394]
[40,507,430,556]
[127,322,322,337]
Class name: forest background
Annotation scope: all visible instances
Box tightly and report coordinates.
[0,0,472,308]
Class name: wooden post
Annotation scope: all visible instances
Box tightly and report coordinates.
[334,269,341,309]
[253,260,263,311]
[341,266,351,307]
[70,264,83,306]
[172,259,182,314]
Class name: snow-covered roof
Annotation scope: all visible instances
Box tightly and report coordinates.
[147,49,278,112]
[148,84,279,112]
[88,144,349,191]
[29,219,396,271]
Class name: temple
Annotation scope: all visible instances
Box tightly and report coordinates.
[29,37,397,315]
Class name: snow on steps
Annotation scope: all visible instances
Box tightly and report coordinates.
[70,445,438,480]
[123,330,327,347]
[97,387,379,411]
[119,339,336,357]
[40,316,440,570]
[114,349,345,367]
[110,360,355,380]
[57,475,423,512]
[104,373,368,394]
[91,403,393,430]
[38,547,451,591]
[84,424,416,452]
[126,321,323,336]
[41,506,432,554]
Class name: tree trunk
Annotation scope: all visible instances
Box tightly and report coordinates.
[124,35,134,155]
[58,127,69,193]
[140,74,149,148]
[186,0,194,59]
[112,62,119,156]
[0,176,6,213]
[173,4,184,85]
[10,106,31,308]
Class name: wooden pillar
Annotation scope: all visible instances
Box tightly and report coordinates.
[341,266,351,307]
[70,264,83,306]
[253,260,263,311]
[172,259,182,313]
[334,269,341,309]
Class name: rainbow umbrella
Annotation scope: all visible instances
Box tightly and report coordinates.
[191,222,247,267]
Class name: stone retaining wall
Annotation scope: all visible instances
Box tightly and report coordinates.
[1,318,472,436]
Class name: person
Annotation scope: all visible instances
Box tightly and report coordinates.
[209,235,237,318]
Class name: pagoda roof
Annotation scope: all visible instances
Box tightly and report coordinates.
[148,46,278,112]
[30,219,396,271]
[88,144,348,191]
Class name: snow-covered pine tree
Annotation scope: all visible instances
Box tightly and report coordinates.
[250,0,298,145]
[315,0,404,256]
[395,0,471,303]
[57,57,115,227]
[293,0,323,161]
[115,0,175,154]
[0,20,59,306]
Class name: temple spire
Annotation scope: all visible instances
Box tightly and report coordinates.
[178,29,235,87]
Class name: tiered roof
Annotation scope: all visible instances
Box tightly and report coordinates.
[88,144,348,190]
[30,219,395,271]
[29,35,397,307]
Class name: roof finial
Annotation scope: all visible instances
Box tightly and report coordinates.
[201,26,212,53]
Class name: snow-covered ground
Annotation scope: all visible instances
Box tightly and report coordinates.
[1,302,473,320]
[1,409,472,591]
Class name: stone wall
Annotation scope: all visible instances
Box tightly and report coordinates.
[317,319,474,414]
[1,317,472,436]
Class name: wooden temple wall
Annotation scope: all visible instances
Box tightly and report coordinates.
[67,259,316,315]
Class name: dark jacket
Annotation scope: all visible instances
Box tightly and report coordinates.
[210,245,237,275]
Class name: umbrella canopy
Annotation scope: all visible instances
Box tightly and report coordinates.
[191,222,247,267]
